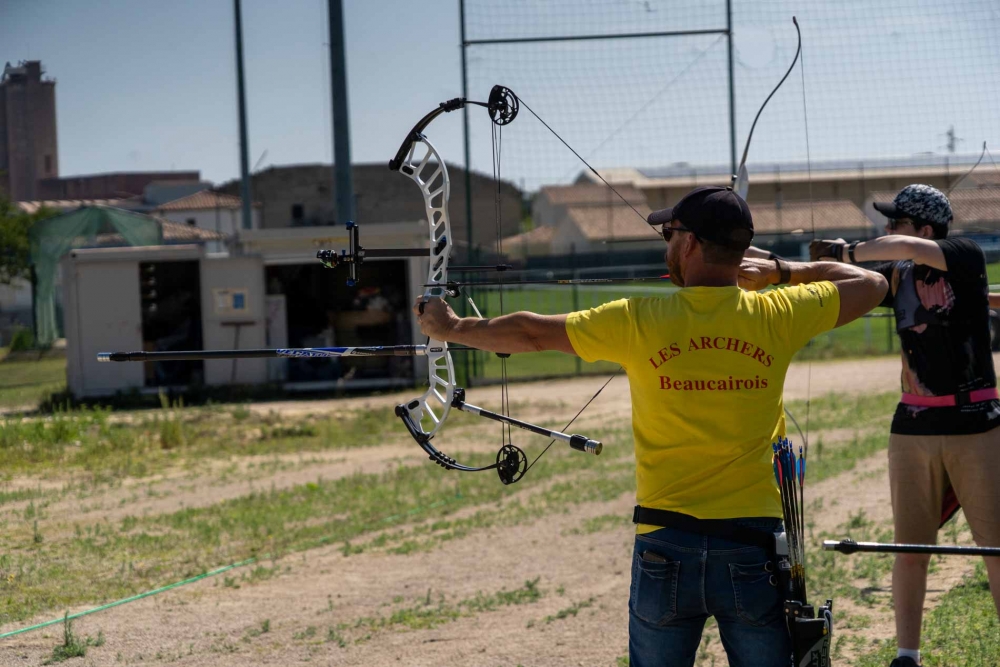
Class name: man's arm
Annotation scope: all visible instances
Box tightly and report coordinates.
[414,298,574,355]
[743,246,776,260]
[811,236,946,270]
[738,258,888,328]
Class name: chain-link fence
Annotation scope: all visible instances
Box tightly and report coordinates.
[456,0,1000,385]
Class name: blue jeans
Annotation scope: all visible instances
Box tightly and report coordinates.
[628,519,790,667]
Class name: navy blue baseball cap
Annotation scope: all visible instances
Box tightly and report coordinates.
[647,186,754,250]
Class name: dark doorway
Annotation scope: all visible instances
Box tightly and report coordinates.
[140,260,203,386]
[265,260,413,384]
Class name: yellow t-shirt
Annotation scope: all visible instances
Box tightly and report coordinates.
[565,283,839,531]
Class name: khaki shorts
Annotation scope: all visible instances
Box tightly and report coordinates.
[889,427,1000,547]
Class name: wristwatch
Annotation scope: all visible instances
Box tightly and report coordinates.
[774,258,792,285]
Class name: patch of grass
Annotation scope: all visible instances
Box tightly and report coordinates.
[0,357,66,410]
[0,404,416,481]
[347,579,544,639]
[805,512,895,608]
[0,420,631,625]
[855,562,1000,667]
[564,512,633,536]
[544,597,595,623]
[784,391,898,433]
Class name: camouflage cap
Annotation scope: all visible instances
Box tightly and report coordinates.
[873,184,953,227]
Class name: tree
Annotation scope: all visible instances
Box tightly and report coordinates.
[0,196,53,285]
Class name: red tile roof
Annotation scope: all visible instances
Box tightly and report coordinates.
[156,189,248,211]
[749,200,874,235]
[94,217,225,246]
[566,203,657,242]
[539,183,648,206]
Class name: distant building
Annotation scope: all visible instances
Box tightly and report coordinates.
[156,189,260,252]
[510,183,876,259]
[38,171,202,201]
[216,163,523,255]
[0,61,58,201]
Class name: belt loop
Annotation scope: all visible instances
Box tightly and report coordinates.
[632,506,641,524]
[956,391,971,406]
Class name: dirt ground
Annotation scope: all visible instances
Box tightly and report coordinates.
[0,355,988,666]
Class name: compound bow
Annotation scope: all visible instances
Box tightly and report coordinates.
[318,85,603,485]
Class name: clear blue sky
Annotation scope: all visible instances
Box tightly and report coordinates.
[2,0,998,191]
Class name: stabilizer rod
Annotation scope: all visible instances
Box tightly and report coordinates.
[451,388,602,455]
[824,539,1000,557]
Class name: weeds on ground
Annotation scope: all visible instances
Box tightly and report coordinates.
[338,579,543,642]
[854,562,999,667]
[42,614,104,664]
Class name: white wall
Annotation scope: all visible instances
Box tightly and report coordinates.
[159,207,262,252]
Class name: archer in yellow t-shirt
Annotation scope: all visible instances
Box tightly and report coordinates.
[566,283,838,529]
[414,186,886,667]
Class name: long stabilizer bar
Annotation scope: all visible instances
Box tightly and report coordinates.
[824,539,1000,556]
[97,345,478,362]
[451,388,602,455]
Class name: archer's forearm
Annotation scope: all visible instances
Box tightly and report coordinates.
[448,312,572,355]
[782,260,872,286]
[850,236,945,269]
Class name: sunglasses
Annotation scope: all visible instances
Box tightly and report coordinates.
[661,224,699,243]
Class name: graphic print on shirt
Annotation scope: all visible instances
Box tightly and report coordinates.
[877,237,1000,435]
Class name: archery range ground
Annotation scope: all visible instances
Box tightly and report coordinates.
[1,354,993,666]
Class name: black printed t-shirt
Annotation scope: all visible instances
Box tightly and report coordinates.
[875,237,1000,435]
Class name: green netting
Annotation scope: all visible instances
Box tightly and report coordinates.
[28,206,163,346]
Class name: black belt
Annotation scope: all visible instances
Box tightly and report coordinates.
[632,506,778,553]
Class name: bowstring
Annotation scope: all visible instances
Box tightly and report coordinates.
[799,21,814,562]
[491,120,513,451]
[524,368,621,475]
[516,96,649,226]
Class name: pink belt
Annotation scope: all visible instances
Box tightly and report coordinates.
[900,388,1000,407]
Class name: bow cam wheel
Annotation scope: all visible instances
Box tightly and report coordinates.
[488,86,519,126]
[496,444,527,485]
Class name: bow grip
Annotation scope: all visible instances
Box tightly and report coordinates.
[569,435,602,456]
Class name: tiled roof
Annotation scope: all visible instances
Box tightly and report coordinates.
[156,189,247,211]
[94,217,225,246]
[749,200,874,235]
[500,225,557,247]
[17,199,130,215]
[539,183,648,206]
[566,203,657,241]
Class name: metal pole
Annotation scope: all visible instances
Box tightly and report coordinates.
[328,0,355,226]
[233,0,253,231]
[459,0,475,387]
[725,0,737,178]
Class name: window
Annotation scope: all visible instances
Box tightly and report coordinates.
[291,204,304,223]
[186,218,196,226]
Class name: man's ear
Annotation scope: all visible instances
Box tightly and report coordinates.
[918,225,936,240]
